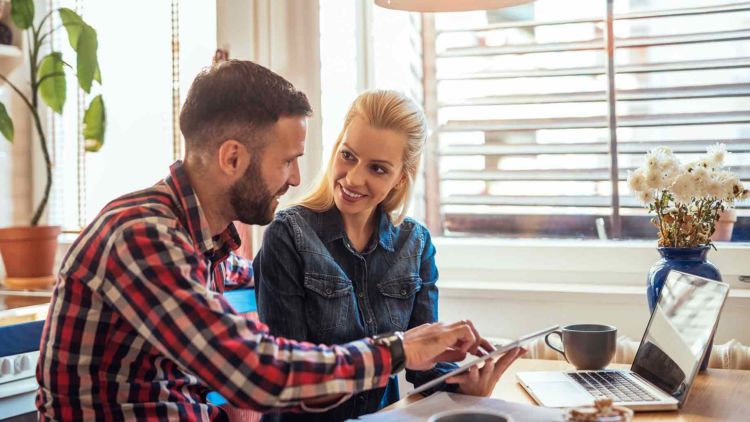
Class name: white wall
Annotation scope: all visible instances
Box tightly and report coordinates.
[438,285,748,345]
[434,239,750,344]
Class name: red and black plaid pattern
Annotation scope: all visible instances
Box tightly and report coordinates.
[36,161,391,421]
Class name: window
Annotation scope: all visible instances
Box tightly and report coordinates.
[422,0,750,241]
[49,0,216,231]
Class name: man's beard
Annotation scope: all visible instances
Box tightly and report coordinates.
[229,159,286,225]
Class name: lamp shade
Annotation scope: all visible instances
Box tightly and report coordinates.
[374,0,534,13]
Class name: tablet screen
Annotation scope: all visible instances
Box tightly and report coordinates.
[407,325,560,396]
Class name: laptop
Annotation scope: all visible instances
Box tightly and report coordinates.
[517,270,729,411]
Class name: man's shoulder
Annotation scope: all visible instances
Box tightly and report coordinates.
[61,184,186,279]
[101,185,180,228]
[73,185,182,250]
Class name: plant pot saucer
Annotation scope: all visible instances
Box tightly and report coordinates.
[2,275,55,290]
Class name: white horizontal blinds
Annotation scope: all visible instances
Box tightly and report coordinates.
[613,0,750,240]
[433,1,612,238]
[429,0,750,240]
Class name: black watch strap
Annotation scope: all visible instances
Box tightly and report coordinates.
[372,331,405,374]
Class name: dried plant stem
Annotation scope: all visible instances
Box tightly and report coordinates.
[688,200,706,247]
[655,191,668,243]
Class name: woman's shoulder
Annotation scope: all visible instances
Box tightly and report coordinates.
[397,216,428,235]
[274,205,318,224]
[270,205,329,241]
[391,216,433,248]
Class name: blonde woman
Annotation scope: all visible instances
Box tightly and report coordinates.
[253,90,523,422]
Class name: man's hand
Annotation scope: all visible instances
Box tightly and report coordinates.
[402,320,485,371]
[450,347,526,397]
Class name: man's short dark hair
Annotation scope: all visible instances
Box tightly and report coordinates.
[180,60,312,153]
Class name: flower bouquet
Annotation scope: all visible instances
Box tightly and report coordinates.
[628,144,748,248]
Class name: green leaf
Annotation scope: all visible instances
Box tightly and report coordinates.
[38,52,66,114]
[76,25,98,93]
[11,0,34,30]
[0,102,14,142]
[94,62,101,84]
[83,95,105,152]
[58,8,85,51]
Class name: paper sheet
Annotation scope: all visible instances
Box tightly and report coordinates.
[355,392,564,421]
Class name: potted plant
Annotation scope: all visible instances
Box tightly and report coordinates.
[0,0,105,288]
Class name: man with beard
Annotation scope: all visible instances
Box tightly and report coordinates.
[36,60,487,421]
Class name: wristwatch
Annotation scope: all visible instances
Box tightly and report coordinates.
[372,331,405,374]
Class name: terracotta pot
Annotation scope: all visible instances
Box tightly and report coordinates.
[0,225,61,278]
[710,209,738,242]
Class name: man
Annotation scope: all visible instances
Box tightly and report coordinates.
[36,60,509,421]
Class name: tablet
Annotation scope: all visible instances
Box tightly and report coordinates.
[406,325,560,396]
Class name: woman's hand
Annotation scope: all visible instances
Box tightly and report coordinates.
[447,347,526,397]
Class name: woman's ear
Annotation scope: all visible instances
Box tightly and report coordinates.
[395,176,406,190]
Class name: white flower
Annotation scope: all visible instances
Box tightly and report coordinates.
[657,155,680,174]
[671,173,694,204]
[645,168,664,190]
[704,177,724,199]
[645,147,675,172]
[637,190,655,206]
[691,166,710,197]
[645,152,660,170]
[653,146,674,156]
[731,180,746,201]
[716,171,741,202]
[627,168,648,193]
[706,143,728,167]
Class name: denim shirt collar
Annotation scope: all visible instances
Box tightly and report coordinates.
[316,205,395,253]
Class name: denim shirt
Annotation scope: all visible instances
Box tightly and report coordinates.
[254,205,457,422]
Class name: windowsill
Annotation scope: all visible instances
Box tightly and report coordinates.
[433,237,750,288]
[438,278,750,303]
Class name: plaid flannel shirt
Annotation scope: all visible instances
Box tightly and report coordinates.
[36,161,391,421]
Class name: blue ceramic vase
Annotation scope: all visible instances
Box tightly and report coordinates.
[646,246,721,371]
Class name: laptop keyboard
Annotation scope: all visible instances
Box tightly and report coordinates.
[568,371,658,402]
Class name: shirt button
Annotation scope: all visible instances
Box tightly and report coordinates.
[357,292,364,298]
[372,377,379,385]
[400,289,407,296]
[367,317,374,324]
[325,288,333,295]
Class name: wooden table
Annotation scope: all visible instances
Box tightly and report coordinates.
[389,359,750,421]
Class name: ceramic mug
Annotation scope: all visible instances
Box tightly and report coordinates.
[545,324,617,370]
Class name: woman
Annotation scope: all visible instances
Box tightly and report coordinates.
[253,90,521,421]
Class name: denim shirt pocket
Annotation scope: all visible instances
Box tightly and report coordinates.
[377,275,422,330]
[303,272,353,332]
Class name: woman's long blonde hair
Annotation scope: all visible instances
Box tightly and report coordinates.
[297,90,427,225]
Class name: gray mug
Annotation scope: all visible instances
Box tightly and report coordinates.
[545,324,617,370]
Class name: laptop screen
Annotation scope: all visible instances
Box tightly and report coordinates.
[631,270,729,405]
